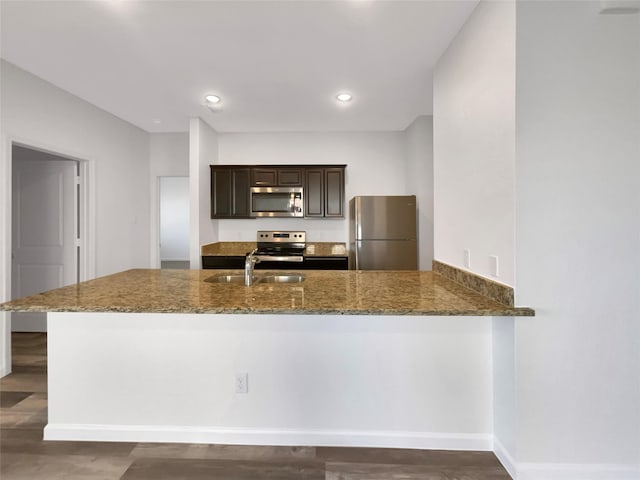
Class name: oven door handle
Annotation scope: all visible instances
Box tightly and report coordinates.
[255,255,304,262]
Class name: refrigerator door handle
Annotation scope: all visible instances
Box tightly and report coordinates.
[354,242,359,269]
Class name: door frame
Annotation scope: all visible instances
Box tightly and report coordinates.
[1,135,96,376]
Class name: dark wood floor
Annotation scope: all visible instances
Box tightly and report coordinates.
[1,333,511,479]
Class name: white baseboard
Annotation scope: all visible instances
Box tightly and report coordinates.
[42,424,640,478]
[517,463,640,480]
[44,424,492,451]
[492,436,640,480]
[493,436,517,479]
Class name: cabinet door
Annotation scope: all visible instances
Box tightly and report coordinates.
[324,168,344,217]
[305,169,324,217]
[278,168,302,186]
[252,168,277,186]
[202,256,245,269]
[232,169,251,217]
[211,167,232,218]
[211,167,251,218]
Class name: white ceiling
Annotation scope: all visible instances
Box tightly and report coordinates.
[0,0,478,133]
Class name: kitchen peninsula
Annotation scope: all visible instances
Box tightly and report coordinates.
[1,267,533,451]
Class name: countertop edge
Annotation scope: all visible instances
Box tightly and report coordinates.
[3,305,535,317]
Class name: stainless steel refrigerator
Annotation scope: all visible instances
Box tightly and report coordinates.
[349,195,418,270]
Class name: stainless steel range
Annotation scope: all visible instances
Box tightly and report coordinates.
[201,230,348,270]
[255,230,306,262]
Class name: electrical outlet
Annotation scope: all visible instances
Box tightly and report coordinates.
[235,372,248,394]
[463,249,471,269]
[490,255,499,277]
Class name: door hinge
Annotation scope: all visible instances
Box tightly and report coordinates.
[75,176,81,185]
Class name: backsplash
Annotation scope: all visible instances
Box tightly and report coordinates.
[217,218,348,243]
[432,260,514,307]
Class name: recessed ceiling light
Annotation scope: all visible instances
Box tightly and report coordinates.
[205,94,221,104]
[152,119,161,124]
[336,92,353,102]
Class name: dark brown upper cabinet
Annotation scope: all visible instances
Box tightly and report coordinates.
[305,169,324,217]
[278,168,303,186]
[211,164,345,219]
[305,166,345,218]
[324,167,345,217]
[251,167,302,187]
[210,166,251,218]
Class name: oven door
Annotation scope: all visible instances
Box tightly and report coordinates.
[250,187,303,217]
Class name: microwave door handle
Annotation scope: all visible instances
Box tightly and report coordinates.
[292,194,302,214]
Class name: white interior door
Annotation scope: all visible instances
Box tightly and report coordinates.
[11,150,77,332]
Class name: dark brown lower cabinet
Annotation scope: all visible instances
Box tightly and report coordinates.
[202,256,348,270]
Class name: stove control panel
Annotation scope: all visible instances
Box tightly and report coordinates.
[257,231,306,244]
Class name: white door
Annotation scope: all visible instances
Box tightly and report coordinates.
[11,151,77,332]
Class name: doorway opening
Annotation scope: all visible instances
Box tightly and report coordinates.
[159,176,190,269]
[10,144,85,332]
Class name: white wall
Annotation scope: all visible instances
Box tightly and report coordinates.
[189,118,219,268]
[215,131,407,243]
[433,1,515,286]
[150,133,190,176]
[514,1,640,474]
[404,116,434,270]
[149,133,189,267]
[0,60,151,376]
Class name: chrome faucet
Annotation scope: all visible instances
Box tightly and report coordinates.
[244,248,261,286]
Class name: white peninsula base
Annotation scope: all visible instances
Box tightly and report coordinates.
[45,312,493,451]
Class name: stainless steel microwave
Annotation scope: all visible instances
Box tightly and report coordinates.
[250,187,304,217]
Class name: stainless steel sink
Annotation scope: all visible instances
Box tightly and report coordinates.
[205,274,254,284]
[205,274,305,285]
[259,274,305,284]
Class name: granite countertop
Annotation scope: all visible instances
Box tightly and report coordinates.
[0,269,534,316]
[201,242,348,257]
